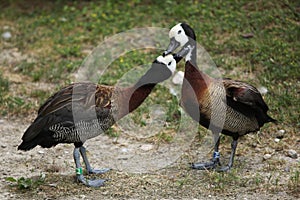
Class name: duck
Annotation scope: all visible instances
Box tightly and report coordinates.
[164,22,276,171]
[18,54,179,187]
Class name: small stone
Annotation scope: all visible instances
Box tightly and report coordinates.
[38,150,44,154]
[263,154,272,160]
[258,86,268,95]
[1,144,7,148]
[284,166,290,172]
[241,32,254,38]
[172,71,184,85]
[276,129,286,139]
[121,148,128,153]
[287,149,298,159]
[169,87,177,96]
[59,17,67,22]
[2,31,11,39]
[49,183,57,187]
[274,138,280,143]
[140,144,153,151]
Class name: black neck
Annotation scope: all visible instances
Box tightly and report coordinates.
[134,61,172,89]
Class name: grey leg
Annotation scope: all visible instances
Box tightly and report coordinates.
[218,139,238,172]
[192,133,221,170]
[73,147,107,187]
[79,146,110,174]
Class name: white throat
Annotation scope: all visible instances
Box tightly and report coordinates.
[185,45,194,62]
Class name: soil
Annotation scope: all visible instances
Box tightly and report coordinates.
[0,117,299,200]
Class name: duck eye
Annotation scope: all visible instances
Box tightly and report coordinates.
[168,61,172,66]
[178,30,182,34]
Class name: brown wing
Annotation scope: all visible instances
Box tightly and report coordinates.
[21,82,114,142]
[38,82,114,117]
[222,78,269,112]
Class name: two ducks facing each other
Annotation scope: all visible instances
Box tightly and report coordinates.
[18,22,276,187]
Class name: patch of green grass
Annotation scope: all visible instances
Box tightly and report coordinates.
[0,72,9,115]
[5,96,33,115]
[6,174,45,190]
[0,72,9,95]
[289,166,300,192]
[105,127,120,138]
[203,170,242,192]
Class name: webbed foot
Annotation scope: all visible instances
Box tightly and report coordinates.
[191,159,220,170]
[88,168,111,174]
[77,174,108,187]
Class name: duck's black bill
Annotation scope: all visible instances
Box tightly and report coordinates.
[163,37,180,56]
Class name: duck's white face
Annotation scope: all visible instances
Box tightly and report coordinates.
[156,54,176,74]
[168,23,189,47]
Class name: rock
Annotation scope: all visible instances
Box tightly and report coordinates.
[257,86,268,95]
[278,129,285,134]
[169,87,177,96]
[276,129,285,139]
[59,17,67,22]
[274,138,280,143]
[263,154,272,160]
[121,148,128,153]
[38,150,45,154]
[1,144,7,148]
[241,33,254,38]
[2,31,11,39]
[140,144,153,151]
[172,71,184,85]
[284,166,290,172]
[287,149,298,159]
[49,183,58,187]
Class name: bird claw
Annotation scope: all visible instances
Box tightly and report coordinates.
[77,174,108,187]
[84,178,108,187]
[216,165,231,172]
[88,168,111,174]
[191,160,220,170]
[192,160,232,172]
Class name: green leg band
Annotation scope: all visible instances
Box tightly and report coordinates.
[76,167,83,175]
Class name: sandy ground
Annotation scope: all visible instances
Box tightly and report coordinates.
[0,116,299,200]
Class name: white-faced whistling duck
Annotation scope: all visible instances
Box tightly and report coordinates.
[18,54,180,186]
[164,23,276,171]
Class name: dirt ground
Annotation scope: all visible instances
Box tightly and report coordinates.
[0,116,299,199]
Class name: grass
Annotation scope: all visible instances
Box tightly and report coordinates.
[0,0,299,198]
[6,174,45,190]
